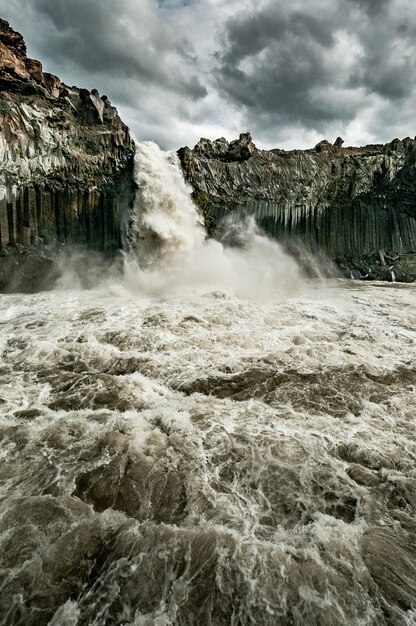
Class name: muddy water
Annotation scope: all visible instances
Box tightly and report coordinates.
[0,280,415,625]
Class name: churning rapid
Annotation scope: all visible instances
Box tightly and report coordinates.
[0,143,415,626]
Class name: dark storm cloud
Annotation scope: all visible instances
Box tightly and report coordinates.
[0,0,211,146]
[1,0,416,148]
[221,8,334,64]
[157,0,194,7]
[34,0,206,98]
[0,0,206,105]
[216,3,353,130]
[215,0,416,143]
[347,2,416,101]
[347,0,391,16]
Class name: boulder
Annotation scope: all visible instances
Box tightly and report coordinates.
[0,247,61,293]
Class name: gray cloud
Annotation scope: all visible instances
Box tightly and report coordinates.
[215,3,358,136]
[347,0,391,16]
[1,0,416,149]
[0,0,208,147]
[215,0,416,146]
[217,5,343,124]
[23,0,205,98]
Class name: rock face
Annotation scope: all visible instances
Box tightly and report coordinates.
[0,19,134,289]
[179,133,416,280]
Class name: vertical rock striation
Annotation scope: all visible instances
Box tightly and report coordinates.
[0,19,134,290]
[179,133,416,280]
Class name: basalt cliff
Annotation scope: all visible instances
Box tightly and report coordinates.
[0,19,134,291]
[2,18,416,289]
[179,133,416,281]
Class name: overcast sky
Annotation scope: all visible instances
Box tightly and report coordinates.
[1,0,416,150]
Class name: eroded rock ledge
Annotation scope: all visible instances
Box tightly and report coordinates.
[0,19,134,290]
[179,133,416,281]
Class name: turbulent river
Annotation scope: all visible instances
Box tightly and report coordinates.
[0,143,415,626]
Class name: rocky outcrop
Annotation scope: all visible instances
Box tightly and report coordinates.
[0,246,61,293]
[179,133,416,281]
[0,20,134,289]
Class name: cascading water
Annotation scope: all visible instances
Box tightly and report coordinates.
[0,141,415,626]
[129,141,205,267]
[124,141,305,298]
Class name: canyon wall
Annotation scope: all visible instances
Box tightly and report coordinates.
[2,16,416,287]
[0,19,134,290]
[179,133,416,279]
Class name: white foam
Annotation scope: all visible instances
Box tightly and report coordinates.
[125,141,305,299]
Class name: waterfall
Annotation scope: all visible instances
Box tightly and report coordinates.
[123,140,306,299]
[129,141,205,268]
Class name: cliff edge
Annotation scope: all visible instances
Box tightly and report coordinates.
[0,19,134,291]
[179,133,416,281]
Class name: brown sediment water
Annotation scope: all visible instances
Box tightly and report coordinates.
[0,279,415,625]
[0,141,415,625]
